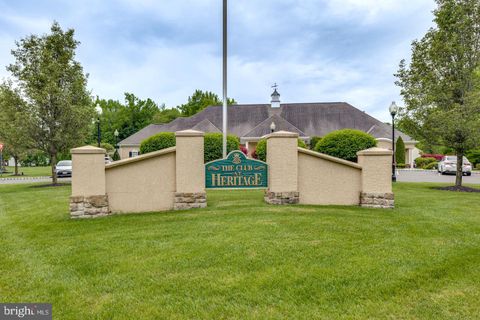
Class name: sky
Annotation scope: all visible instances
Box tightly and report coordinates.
[0,0,436,122]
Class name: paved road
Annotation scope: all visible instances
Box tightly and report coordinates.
[396,170,480,184]
[0,176,71,184]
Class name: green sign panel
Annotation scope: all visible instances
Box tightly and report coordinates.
[205,151,268,189]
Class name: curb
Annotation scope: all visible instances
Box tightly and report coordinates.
[0,176,51,181]
[397,169,480,175]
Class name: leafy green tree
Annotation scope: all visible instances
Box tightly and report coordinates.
[0,84,32,175]
[178,90,236,116]
[7,21,94,184]
[153,106,182,124]
[395,0,480,187]
[396,136,406,166]
[95,93,162,146]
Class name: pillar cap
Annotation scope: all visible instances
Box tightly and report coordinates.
[175,129,204,137]
[71,145,106,154]
[264,130,299,139]
[357,147,393,156]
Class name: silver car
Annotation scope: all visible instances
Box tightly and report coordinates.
[438,156,472,176]
[55,160,72,177]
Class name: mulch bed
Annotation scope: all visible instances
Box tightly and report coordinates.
[432,186,480,193]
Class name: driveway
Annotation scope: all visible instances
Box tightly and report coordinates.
[396,170,480,184]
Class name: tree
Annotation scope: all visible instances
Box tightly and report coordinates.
[7,22,94,184]
[395,0,480,187]
[0,84,32,175]
[153,106,182,124]
[396,136,406,166]
[95,93,161,146]
[178,90,236,116]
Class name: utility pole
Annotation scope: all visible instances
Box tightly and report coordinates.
[222,0,228,158]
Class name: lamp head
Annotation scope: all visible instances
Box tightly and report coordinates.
[95,103,103,115]
[389,101,398,117]
[114,129,119,137]
[270,122,276,132]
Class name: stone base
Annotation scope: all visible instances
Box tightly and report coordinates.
[174,192,207,210]
[70,195,110,218]
[264,190,299,205]
[360,192,394,209]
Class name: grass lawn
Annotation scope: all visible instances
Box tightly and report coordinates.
[1,183,479,319]
[0,166,51,178]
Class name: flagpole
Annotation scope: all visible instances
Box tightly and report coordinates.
[222,0,227,158]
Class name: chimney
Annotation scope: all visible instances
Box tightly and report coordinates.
[270,84,280,108]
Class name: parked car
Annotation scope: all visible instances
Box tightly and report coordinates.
[438,156,472,176]
[55,160,72,177]
[105,155,113,164]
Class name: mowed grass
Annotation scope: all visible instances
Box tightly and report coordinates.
[0,183,480,319]
[0,166,51,178]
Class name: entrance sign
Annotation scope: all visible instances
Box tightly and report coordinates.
[205,151,268,189]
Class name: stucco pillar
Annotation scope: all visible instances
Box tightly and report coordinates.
[264,131,299,204]
[357,147,394,208]
[70,146,109,218]
[174,130,207,210]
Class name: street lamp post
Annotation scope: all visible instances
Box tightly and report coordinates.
[114,129,119,149]
[389,101,399,182]
[95,103,103,148]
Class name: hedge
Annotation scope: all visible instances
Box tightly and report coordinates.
[140,132,176,154]
[414,157,437,169]
[204,133,240,163]
[254,138,307,162]
[139,132,240,163]
[424,162,438,170]
[314,129,377,162]
[309,136,322,150]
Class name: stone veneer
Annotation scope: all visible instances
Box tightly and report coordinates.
[264,191,300,205]
[70,195,110,218]
[174,192,207,210]
[360,192,394,209]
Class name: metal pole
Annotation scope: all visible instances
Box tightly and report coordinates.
[392,114,396,182]
[97,118,101,148]
[222,0,228,158]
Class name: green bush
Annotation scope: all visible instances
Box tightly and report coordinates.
[314,129,377,162]
[396,163,406,169]
[255,138,307,162]
[204,133,240,163]
[309,136,322,150]
[140,132,240,163]
[476,163,480,170]
[414,157,437,169]
[112,149,120,161]
[395,136,405,165]
[100,142,115,154]
[424,162,438,170]
[140,132,176,154]
[466,148,480,166]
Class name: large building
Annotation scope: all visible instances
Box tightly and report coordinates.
[118,89,419,166]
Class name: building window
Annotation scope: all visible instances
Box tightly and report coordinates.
[129,151,139,158]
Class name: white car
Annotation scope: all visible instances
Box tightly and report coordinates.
[55,160,72,177]
[438,156,472,176]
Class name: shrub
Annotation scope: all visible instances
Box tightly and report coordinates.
[254,138,307,162]
[140,132,240,163]
[112,149,120,161]
[240,146,248,155]
[466,149,480,166]
[414,157,437,169]
[395,136,405,165]
[424,162,438,170]
[314,129,377,162]
[309,136,322,150]
[204,133,240,163]
[100,142,115,154]
[140,132,176,154]
[422,154,444,161]
[396,163,406,169]
[476,163,480,170]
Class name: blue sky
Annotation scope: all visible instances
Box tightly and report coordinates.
[0,0,436,121]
